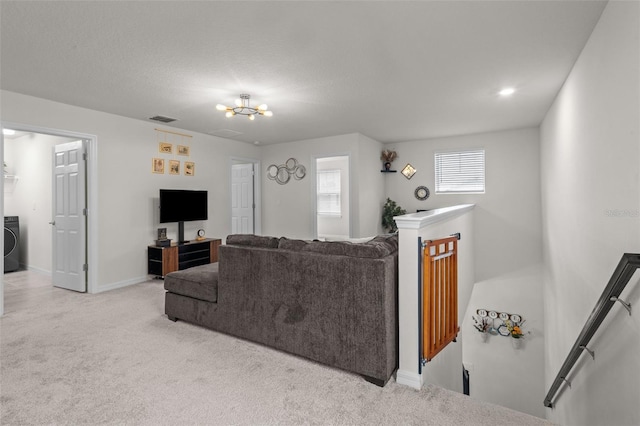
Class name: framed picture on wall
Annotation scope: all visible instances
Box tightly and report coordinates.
[177,145,190,156]
[152,158,165,174]
[169,160,180,175]
[185,161,195,176]
[159,142,172,154]
[401,163,416,179]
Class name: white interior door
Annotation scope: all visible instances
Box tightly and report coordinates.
[52,140,86,292]
[231,163,254,234]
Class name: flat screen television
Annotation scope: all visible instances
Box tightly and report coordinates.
[159,189,208,243]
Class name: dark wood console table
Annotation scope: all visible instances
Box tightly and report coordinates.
[148,238,221,277]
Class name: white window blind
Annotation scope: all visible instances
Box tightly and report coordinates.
[317,169,341,215]
[435,149,485,193]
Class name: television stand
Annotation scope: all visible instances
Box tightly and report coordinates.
[147,238,221,278]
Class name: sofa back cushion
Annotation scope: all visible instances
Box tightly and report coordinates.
[226,234,280,248]
[278,234,397,259]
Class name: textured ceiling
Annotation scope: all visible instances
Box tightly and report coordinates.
[0,1,606,145]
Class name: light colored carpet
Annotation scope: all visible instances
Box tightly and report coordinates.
[1,270,552,425]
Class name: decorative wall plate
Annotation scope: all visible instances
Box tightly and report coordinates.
[276,166,290,184]
[488,310,498,319]
[294,164,306,180]
[499,312,510,321]
[477,309,487,317]
[267,164,278,180]
[267,159,306,184]
[498,324,510,336]
[285,157,298,171]
[415,186,430,200]
[510,314,522,323]
[401,163,416,179]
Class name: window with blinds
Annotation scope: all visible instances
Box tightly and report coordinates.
[317,169,341,215]
[434,149,485,194]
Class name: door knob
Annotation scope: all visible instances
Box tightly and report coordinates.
[49,221,56,225]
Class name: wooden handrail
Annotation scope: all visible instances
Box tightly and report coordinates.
[544,253,640,408]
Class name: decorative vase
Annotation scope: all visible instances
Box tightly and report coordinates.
[511,337,522,349]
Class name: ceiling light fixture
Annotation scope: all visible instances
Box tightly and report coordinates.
[216,94,273,120]
[2,129,16,136]
[499,87,516,97]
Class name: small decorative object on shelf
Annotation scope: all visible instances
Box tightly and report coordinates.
[380,149,398,172]
[196,229,205,241]
[158,228,167,240]
[156,227,170,247]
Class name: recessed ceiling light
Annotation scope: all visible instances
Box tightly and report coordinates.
[2,129,16,135]
[499,88,516,97]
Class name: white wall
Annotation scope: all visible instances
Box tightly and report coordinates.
[540,2,640,425]
[387,127,542,282]
[357,133,386,237]
[261,133,384,239]
[4,133,75,273]
[461,265,545,418]
[1,90,260,291]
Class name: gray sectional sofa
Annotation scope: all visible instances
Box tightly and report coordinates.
[164,233,399,385]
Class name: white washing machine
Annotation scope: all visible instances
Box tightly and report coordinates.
[4,216,20,273]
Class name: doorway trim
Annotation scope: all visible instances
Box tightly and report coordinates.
[229,157,261,235]
[311,153,352,240]
[1,121,98,315]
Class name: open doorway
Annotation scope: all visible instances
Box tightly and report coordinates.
[1,123,98,316]
[315,155,350,241]
[4,131,75,276]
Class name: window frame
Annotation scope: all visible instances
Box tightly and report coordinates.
[316,169,342,216]
[434,148,486,194]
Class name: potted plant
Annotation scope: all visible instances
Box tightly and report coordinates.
[380,149,397,171]
[472,315,490,342]
[505,319,527,348]
[382,198,406,233]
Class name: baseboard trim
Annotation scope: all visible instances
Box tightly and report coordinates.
[96,276,149,293]
[25,265,51,275]
[396,369,423,390]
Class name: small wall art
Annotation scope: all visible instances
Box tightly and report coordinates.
[177,145,190,156]
[401,163,416,179]
[152,158,165,174]
[159,142,172,154]
[266,158,306,185]
[185,161,195,176]
[169,160,180,175]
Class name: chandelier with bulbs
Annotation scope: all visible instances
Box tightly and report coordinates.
[216,94,273,120]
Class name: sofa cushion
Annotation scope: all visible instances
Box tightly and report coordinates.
[164,263,219,302]
[226,234,280,248]
[278,234,398,259]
